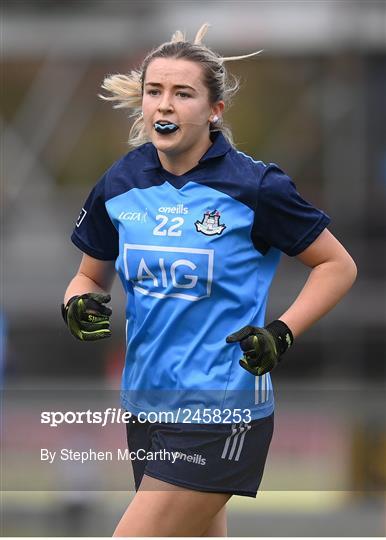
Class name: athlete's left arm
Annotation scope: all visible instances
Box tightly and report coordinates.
[278,228,357,338]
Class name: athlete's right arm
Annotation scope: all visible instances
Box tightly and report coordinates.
[62,254,116,341]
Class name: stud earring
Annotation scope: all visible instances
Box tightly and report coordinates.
[212,115,219,123]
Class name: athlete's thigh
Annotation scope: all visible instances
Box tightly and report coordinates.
[113,475,231,537]
[201,505,227,537]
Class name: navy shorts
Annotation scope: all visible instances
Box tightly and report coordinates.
[125,413,274,498]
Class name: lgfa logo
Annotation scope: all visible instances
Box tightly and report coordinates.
[119,209,148,223]
[158,204,189,215]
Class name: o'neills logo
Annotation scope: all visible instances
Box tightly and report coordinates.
[158,204,189,214]
[173,451,206,466]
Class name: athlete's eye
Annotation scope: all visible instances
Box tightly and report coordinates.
[177,91,191,98]
[147,89,160,96]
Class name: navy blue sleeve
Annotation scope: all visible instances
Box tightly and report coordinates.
[71,174,119,261]
[252,164,331,256]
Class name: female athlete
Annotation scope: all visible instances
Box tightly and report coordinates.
[62,24,357,537]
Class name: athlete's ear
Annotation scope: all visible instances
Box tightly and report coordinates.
[209,101,225,123]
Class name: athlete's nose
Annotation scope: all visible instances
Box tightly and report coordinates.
[158,92,174,113]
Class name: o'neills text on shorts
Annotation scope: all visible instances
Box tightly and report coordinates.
[173,451,206,465]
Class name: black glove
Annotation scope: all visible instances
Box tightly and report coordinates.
[61,293,112,341]
[226,320,294,376]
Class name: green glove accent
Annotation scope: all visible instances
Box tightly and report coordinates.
[61,293,112,341]
[226,320,293,376]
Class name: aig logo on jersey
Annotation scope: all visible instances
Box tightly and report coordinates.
[195,210,226,236]
[123,244,214,301]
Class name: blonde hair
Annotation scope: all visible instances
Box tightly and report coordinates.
[100,24,262,147]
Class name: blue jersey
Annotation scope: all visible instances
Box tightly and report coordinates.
[71,133,330,421]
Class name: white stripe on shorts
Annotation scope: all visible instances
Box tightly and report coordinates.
[234,423,252,461]
[228,424,244,460]
[221,424,238,459]
[221,422,251,461]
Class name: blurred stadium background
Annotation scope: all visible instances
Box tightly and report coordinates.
[1,0,385,537]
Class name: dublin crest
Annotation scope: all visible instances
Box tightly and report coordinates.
[195,210,226,236]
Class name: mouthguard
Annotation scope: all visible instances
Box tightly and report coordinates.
[154,122,179,134]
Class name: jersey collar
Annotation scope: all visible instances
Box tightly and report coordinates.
[199,131,232,163]
[142,132,231,172]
